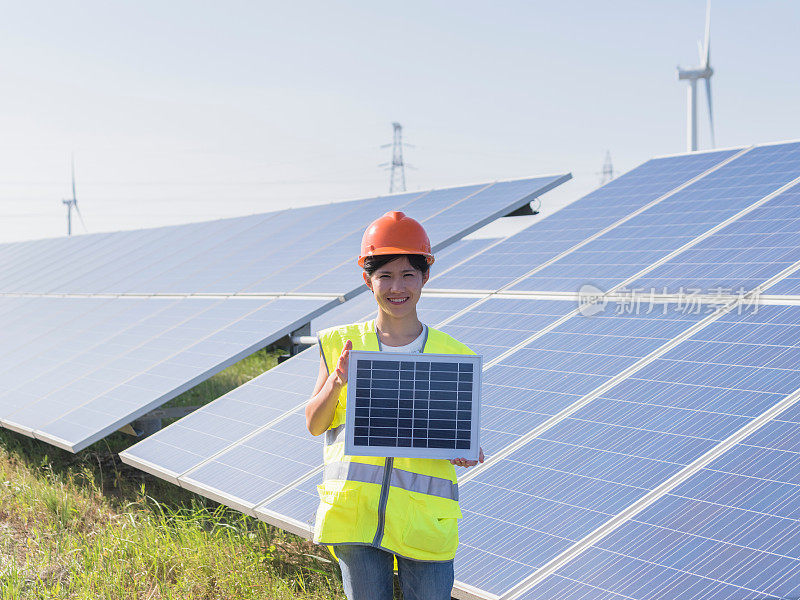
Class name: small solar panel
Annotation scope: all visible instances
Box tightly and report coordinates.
[345,351,482,460]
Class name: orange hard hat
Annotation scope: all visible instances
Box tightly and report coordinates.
[358,211,434,267]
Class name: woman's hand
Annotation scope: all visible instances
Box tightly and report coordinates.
[306,339,352,436]
[451,447,484,468]
[329,340,352,388]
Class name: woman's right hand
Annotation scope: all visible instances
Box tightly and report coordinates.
[307,339,353,436]
[329,339,352,388]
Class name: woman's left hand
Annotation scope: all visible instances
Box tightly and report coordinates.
[450,447,484,468]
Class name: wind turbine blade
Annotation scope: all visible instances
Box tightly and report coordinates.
[71,155,77,201]
[705,78,715,148]
[74,202,88,233]
[703,0,711,67]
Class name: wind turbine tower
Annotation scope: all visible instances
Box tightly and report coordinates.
[62,157,87,236]
[677,1,715,152]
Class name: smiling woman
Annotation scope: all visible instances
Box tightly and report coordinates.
[304,211,484,600]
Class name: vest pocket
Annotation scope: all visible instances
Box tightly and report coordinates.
[315,483,361,541]
[402,492,460,555]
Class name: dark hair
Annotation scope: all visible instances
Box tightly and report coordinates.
[363,253,430,277]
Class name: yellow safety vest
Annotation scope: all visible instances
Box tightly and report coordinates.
[315,319,475,561]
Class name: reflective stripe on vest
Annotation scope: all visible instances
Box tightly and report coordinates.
[324,460,459,501]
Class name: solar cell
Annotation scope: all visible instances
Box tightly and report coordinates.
[0,296,156,390]
[180,410,323,515]
[255,474,321,537]
[23,227,183,294]
[345,352,482,459]
[508,142,800,294]
[242,186,488,294]
[0,234,103,292]
[426,236,501,277]
[178,197,417,295]
[0,195,377,295]
[437,297,577,362]
[429,148,741,292]
[453,303,800,599]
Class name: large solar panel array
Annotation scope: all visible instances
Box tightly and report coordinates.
[0,175,568,452]
[121,140,800,600]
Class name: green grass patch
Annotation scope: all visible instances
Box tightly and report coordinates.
[0,344,348,599]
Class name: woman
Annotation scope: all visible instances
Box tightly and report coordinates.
[305,211,484,600]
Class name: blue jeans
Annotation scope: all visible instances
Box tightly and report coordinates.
[335,544,454,600]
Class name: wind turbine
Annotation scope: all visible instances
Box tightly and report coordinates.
[677,1,715,152]
[62,157,88,236]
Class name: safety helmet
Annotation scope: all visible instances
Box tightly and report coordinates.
[358,211,434,267]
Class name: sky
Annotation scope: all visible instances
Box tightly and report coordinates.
[0,0,798,243]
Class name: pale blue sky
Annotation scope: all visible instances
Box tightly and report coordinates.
[1,1,798,242]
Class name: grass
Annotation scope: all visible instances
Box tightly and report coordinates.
[0,344,349,599]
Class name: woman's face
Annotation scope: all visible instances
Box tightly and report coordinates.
[363,256,429,319]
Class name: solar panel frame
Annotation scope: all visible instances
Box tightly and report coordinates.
[344,350,482,460]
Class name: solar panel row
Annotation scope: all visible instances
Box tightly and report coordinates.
[0,295,334,451]
[429,148,743,292]
[430,143,800,297]
[0,175,568,296]
[124,292,800,599]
